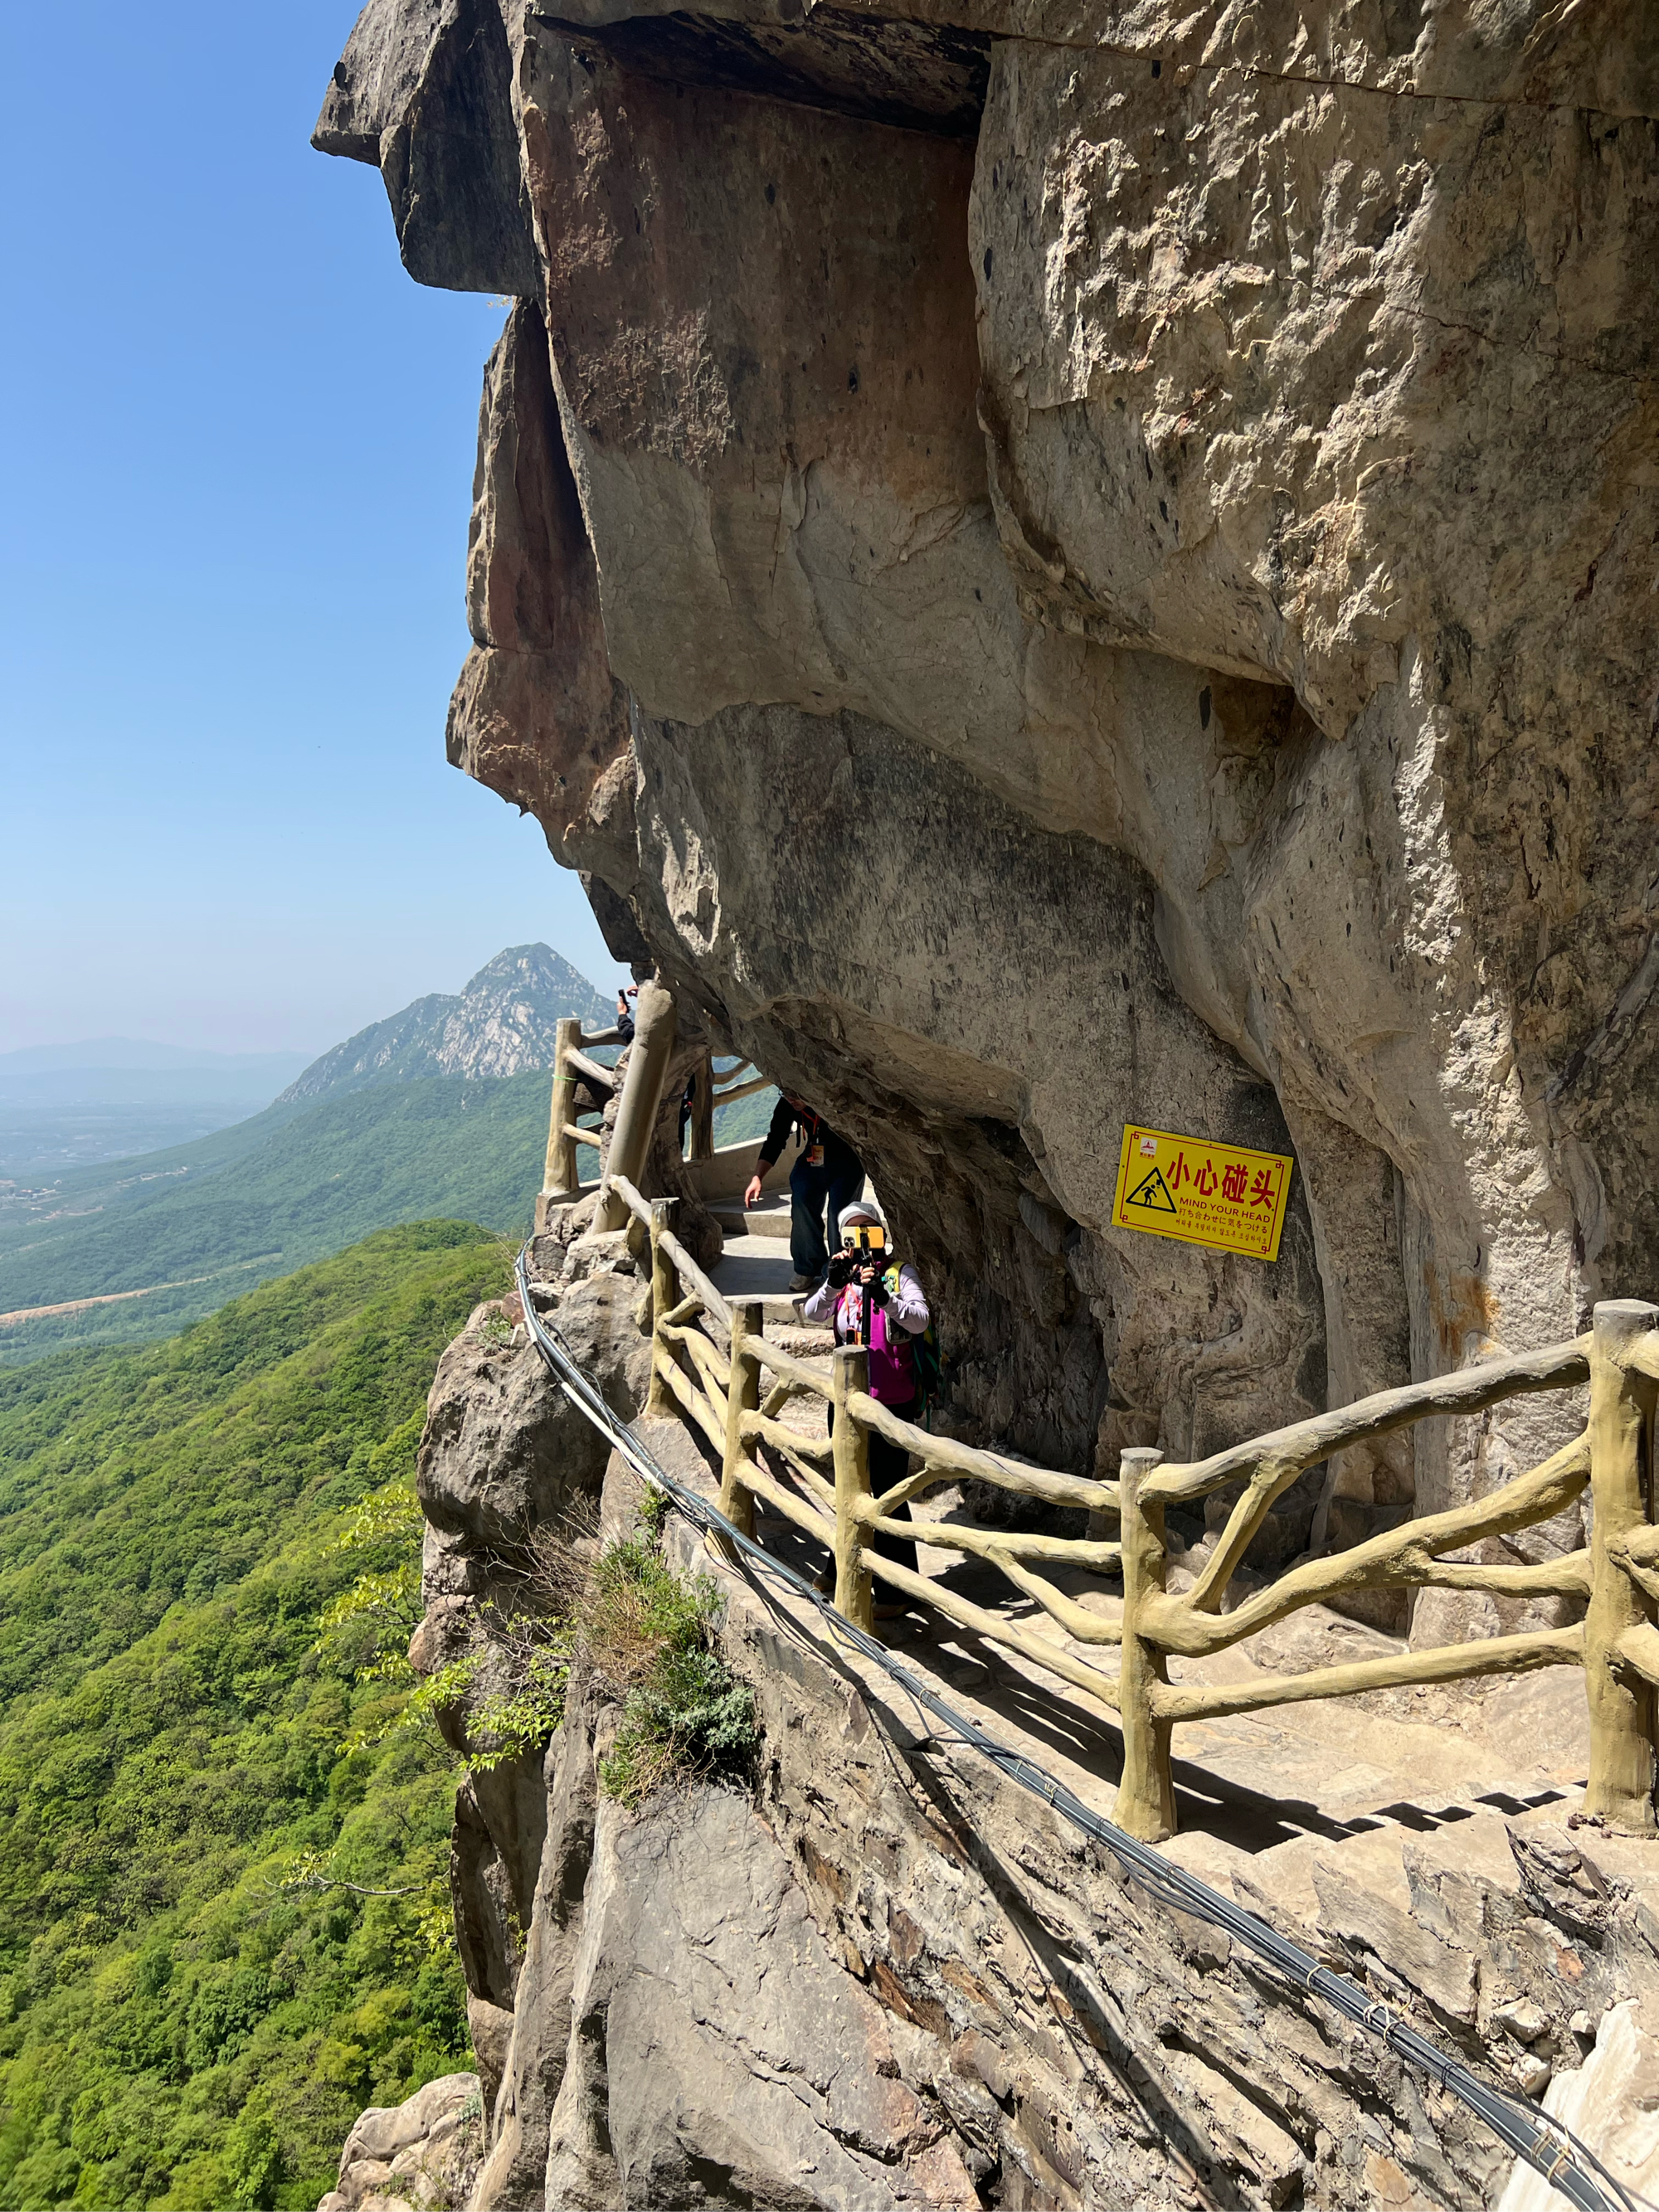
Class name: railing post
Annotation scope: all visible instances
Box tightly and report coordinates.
[1117,1446,1175,1841]
[832,1345,875,1633]
[645,1198,680,1419]
[1585,1299,1659,1830]
[713,1300,763,1554]
[543,1017,583,1199]
[690,1048,715,1162]
[598,981,677,1232]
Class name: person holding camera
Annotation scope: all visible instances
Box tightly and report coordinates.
[804,1200,930,1618]
[744,1095,864,1292]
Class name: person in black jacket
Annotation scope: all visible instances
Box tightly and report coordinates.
[745,1096,864,1291]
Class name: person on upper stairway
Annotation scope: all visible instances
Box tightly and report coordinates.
[803,1199,929,1621]
[572,986,637,1119]
[744,1096,864,1293]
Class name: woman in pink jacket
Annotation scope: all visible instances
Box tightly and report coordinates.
[803,1199,931,1618]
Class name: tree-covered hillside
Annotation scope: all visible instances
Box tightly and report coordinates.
[0,1101,314,1268]
[0,1073,550,1366]
[0,1223,511,2208]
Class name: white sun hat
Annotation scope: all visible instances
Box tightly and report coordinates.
[838,1196,886,1236]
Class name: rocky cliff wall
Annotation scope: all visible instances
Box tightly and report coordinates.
[308,15,1659,2202]
[315,0,1656,1597]
[333,1257,1659,2211]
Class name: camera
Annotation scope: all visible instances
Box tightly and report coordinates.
[826,1223,889,1291]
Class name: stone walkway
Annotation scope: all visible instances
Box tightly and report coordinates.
[708,1233,803,1323]
[727,1339,1619,1929]
[633,1345,1659,2201]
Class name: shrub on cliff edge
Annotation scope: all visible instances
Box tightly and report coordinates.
[584,1525,759,1806]
[353,1476,759,1810]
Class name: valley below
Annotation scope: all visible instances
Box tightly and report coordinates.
[0,948,618,1369]
[0,1223,513,2208]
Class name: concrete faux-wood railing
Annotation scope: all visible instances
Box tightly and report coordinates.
[681,1053,772,1164]
[606,1174,1659,1845]
[541,1015,622,1203]
[541,1002,774,1209]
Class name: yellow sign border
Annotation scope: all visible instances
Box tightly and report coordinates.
[1109,1124,1293,1262]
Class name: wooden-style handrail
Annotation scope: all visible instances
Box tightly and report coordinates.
[710,1073,774,1108]
[564,1048,618,1091]
[740,1407,833,1469]
[755,1340,832,1397]
[660,1320,732,1412]
[1155,1626,1585,1726]
[626,1189,1657,1847]
[607,1173,652,1227]
[1144,1433,1591,1660]
[855,1550,1123,1711]
[852,1390,1117,1517]
[742,1419,836,1516]
[654,1350,726,1456]
[1141,1334,1590,1507]
[610,1174,730,1326]
[738,1456,834,1542]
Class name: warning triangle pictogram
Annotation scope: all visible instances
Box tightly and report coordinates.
[1125,1166,1179,1215]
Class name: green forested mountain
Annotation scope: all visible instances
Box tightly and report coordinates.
[710,1085,779,1149]
[0,1073,550,1366]
[0,1101,314,1267]
[0,1223,511,2208]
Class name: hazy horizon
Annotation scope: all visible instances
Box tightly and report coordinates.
[0,942,616,1069]
[0,1039,316,1074]
[0,941,615,1179]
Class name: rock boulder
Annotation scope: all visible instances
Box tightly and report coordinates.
[318,0,1658,1632]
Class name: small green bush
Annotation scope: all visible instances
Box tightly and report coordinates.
[391,1507,759,1810]
[224,2091,284,2210]
[584,1535,758,1806]
[465,1641,571,1772]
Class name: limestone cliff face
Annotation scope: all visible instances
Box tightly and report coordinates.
[310,21,1659,2204]
[316,1,1657,1602]
[362,1269,1659,2211]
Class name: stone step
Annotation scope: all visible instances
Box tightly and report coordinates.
[710,1233,813,1325]
[713,1199,792,1242]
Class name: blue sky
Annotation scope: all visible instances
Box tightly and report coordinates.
[0,3,626,1055]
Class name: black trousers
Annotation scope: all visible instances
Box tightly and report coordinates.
[826,1396,919,1578]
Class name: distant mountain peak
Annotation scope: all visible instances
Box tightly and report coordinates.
[276,944,611,1106]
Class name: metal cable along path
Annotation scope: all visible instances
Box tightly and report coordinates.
[517,1246,1640,2212]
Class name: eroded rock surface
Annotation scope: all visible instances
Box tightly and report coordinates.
[539,1782,980,2210]
[314,3,1659,2195]
[387,1305,1659,2209]
[417,1281,650,1556]
[321,2070,484,2212]
[318,0,1657,1640]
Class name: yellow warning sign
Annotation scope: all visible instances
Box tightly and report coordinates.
[1109,1125,1293,1262]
